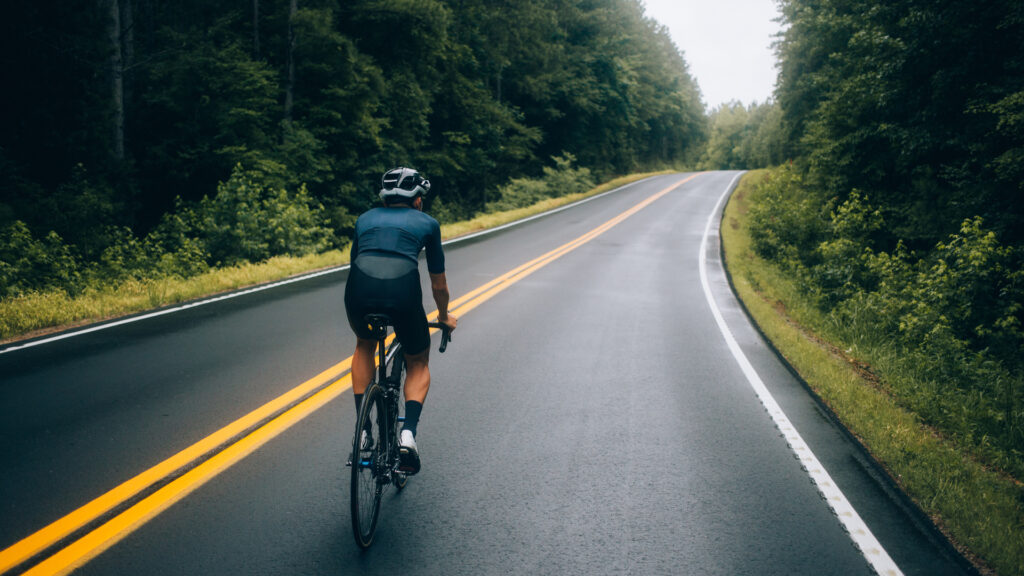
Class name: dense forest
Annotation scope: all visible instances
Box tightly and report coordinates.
[775,0,1023,248]
[742,0,1024,502]
[0,0,706,297]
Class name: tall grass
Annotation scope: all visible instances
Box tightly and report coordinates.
[0,251,348,341]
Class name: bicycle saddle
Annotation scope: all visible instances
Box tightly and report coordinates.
[363,314,392,338]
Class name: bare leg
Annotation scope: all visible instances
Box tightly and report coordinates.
[351,337,376,395]
[403,349,430,404]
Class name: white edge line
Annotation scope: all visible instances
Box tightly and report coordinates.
[1,174,667,355]
[0,267,347,355]
[699,172,903,576]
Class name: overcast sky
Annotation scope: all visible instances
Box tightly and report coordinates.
[641,0,784,110]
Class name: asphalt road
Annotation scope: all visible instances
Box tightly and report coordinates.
[1,172,973,575]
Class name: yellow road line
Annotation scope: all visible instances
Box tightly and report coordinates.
[0,357,353,575]
[439,173,700,317]
[1,172,699,576]
[22,374,355,576]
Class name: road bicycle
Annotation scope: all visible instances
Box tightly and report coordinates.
[348,314,451,549]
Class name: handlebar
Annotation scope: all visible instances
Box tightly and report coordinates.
[427,322,452,353]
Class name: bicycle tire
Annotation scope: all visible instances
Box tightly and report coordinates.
[351,383,384,548]
[388,352,409,490]
[390,360,409,491]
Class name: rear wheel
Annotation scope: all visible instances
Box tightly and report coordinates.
[351,383,384,548]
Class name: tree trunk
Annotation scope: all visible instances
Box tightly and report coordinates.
[284,0,297,123]
[107,0,125,161]
[121,0,134,112]
[252,0,260,58]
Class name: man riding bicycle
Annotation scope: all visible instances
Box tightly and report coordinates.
[344,167,457,475]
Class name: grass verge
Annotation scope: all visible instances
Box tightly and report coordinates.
[721,170,1023,575]
[0,171,670,344]
[0,251,350,342]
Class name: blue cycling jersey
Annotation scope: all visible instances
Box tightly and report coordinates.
[350,207,445,274]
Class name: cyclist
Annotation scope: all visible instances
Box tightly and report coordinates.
[344,167,457,475]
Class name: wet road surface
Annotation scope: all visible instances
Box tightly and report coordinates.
[1,172,972,575]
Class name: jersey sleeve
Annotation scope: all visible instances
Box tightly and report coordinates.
[424,217,445,274]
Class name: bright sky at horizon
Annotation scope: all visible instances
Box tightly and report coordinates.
[642,0,784,110]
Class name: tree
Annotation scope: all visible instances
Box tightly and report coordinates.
[283,0,297,124]
[106,0,126,161]
[0,0,708,279]
[775,0,1024,247]
[700,101,785,170]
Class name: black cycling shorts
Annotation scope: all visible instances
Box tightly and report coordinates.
[344,255,430,356]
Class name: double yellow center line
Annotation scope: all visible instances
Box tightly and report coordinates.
[1,173,698,576]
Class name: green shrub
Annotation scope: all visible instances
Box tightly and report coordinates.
[0,221,80,297]
[92,225,210,282]
[145,209,212,278]
[746,165,825,273]
[428,197,472,225]
[485,153,594,212]
[150,237,211,279]
[486,177,551,212]
[872,219,1024,471]
[848,218,1024,363]
[812,191,884,306]
[185,164,335,266]
[92,226,150,282]
[542,153,594,197]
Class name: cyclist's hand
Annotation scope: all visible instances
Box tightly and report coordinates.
[439,313,457,332]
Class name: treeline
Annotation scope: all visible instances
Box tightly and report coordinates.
[0,0,706,298]
[698,100,785,170]
[745,0,1023,480]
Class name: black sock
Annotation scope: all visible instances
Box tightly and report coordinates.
[403,401,423,437]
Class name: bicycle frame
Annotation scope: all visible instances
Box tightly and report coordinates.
[351,315,450,548]
[362,317,406,488]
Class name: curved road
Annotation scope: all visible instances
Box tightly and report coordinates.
[1,172,972,575]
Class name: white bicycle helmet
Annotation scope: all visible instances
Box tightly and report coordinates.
[379,167,430,202]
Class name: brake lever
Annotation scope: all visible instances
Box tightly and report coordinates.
[428,322,452,353]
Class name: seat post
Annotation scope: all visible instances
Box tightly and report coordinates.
[363,314,392,382]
